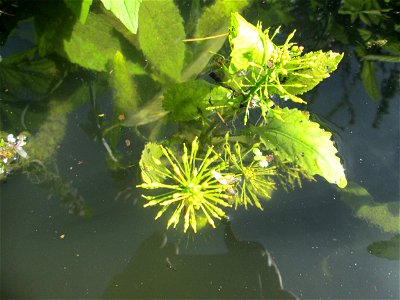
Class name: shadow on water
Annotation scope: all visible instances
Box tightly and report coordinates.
[103,222,297,299]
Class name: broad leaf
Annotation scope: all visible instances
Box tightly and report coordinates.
[0,54,61,102]
[100,0,141,34]
[281,50,344,96]
[108,51,141,146]
[63,13,145,73]
[254,108,347,188]
[228,12,274,73]
[64,0,93,24]
[139,142,167,184]
[361,60,379,101]
[138,0,185,81]
[111,51,140,115]
[340,182,400,233]
[162,80,216,121]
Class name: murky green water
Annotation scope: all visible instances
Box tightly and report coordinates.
[1,0,399,299]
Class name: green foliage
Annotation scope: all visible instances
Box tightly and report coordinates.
[136,12,348,232]
[278,50,344,96]
[111,51,140,115]
[182,0,248,81]
[137,137,232,233]
[361,60,379,101]
[100,0,141,34]
[0,52,61,101]
[223,140,277,209]
[106,51,141,147]
[228,12,273,73]
[340,182,400,233]
[254,108,347,188]
[138,0,185,81]
[367,235,400,261]
[61,13,145,74]
[64,0,93,24]
[221,13,344,123]
[162,80,230,121]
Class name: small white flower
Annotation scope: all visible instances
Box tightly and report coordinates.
[2,158,7,163]
[259,160,269,168]
[7,134,16,143]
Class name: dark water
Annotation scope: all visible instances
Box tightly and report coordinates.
[1,1,399,299]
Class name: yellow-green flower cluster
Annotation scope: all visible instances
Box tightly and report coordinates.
[224,141,277,210]
[137,137,234,233]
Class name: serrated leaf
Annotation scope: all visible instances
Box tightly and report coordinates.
[162,80,216,121]
[228,12,274,73]
[254,107,347,188]
[138,0,185,81]
[139,142,166,184]
[100,0,141,34]
[282,51,344,96]
[64,0,93,24]
[361,60,379,101]
[59,13,145,74]
[340,182,400,233]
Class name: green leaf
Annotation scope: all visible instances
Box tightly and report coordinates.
[111,51,140,115]
[0,54,61,102]
[182,0,249,81]
[361,60,379,101]
[367,235,400,260]
[162,80,217,121]
[107,51,141,146]
[281,51,344,96]
[58,13,145,74]
[64,0,93,24]
[340,182,400,233]
[194,0,249,38]
[228,12,274,73]
[100,0,141,34]
[254,108,347,188]
[139,142,167,184]
[138,0,185,81]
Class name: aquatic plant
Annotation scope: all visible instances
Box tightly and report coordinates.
[0,133,28,177]
[137,137,233,233]
[136,12,349,232]
[223,139,277,210]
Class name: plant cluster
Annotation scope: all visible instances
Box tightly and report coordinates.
[137,13,348,232]
[0,133,28,177]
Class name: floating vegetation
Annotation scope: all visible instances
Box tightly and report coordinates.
[137,13,348,232]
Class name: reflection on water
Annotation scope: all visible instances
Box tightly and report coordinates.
[104,223,296,299]
[1,0,399,298]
